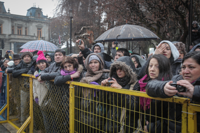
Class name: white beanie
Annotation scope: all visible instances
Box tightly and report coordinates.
[7,61,14,67]
[157,40,180,61]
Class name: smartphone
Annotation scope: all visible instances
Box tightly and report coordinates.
[78,40,82,45]
[149,48,154,54]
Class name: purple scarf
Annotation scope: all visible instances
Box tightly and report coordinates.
[60,69,77,76]
[139,75,150,111]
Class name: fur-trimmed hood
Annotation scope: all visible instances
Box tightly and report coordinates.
[110,61,137,85]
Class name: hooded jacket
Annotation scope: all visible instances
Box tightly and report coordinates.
[138,40,180,79]
[12,60,34,78]
[45,53,54,64]
[130,55,146,74]
[146,75,200,132]
[104,59,138,133]
[92,43,104,53]
[190,43,200,52]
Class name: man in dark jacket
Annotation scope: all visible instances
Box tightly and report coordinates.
[12,52,33,78]
[38,49,65,82]
[6,54,21,73]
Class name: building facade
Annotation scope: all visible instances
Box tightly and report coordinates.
[0,1,49,55]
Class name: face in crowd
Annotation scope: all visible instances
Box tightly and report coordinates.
[23,55,32,64]
[89,59,100,72]
[161,43,171,59]
[132,57,139,68]
[54,52,64,63]
[93,46,101,53]
[63,63,74,72]
[37,62,47,71]
[116,68,126,78]
[181,57,200,83]
[46,55,51,62]
[114,51,124,61]
[148,58,159,80]
[3,60,9,67]
[14,59,21,66]
[178,50,184,59]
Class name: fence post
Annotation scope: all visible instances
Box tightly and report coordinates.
[69,83,75,133]
[6,74,9,120]
[29,77,33,133]
[188,105,197,133]
[181,101,188,133]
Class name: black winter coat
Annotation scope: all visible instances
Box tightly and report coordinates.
[6,65,16,73]
[40,62,61,81]
[146,75,200,132]
[12,60,34,78]
[54,72,82,85]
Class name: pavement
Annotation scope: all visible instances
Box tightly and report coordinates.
[0,124,10,133]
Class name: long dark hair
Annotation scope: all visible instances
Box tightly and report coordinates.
[145,54,172,81]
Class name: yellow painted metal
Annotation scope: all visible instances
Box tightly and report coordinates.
[8,120,25,133]
[17,116,31,133]
[29,77,34,133]
[0,104,7,115]
[70,81,189,103]
[0,120,8,124]
[181,101,188,133]
[188,104,198,133]
[6,74,9,120]
[9,118,19,122]
[69,83,75,133]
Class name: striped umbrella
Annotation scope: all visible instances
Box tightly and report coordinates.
[20,40,58,52]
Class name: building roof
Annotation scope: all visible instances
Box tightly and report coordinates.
[26,7,47,18]
[0,1,7,13]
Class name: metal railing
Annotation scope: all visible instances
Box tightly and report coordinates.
[0,74,199,133]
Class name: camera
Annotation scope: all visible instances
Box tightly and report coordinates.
[7,50,10,53]
[170,83,187,92]
[106,78,114,86]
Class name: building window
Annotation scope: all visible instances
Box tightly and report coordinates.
[25,27,27,35]
[38,13,40,18]
[12,26,14,34]
[37,28,42,39]
[17,27,22,35]
[0,24,2,34]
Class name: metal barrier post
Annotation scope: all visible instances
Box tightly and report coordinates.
[69,83,75,133]
[6,74,9,120]
[188,104,198,133]
[181,101,188,133]
[29,77,33,133]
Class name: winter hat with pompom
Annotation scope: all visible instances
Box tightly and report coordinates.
[36,51,47,63]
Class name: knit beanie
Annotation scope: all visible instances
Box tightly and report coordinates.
[36,51,47,63]
[7,61,14,67]
[89,55,100,63]
[21,52,33,59]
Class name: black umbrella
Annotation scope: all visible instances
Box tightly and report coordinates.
[95,24,160,42]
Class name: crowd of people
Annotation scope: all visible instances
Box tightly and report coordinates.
[0,39,200,133]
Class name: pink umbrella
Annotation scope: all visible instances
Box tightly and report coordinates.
[20,49,36,53]
[20,49,46,53]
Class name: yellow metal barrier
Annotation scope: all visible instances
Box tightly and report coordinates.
[1,74,200,133]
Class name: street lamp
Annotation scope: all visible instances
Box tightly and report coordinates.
[69,9,73,53]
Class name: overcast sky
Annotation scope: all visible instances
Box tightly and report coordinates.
[2,0,58,17]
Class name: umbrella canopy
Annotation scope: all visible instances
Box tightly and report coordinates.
[20,40,58,52]
[20,49,36,53]
[95,24,160,42]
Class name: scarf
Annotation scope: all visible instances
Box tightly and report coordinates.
[60,69,77,76]
[139,74,151,111]
[112,73,130,87]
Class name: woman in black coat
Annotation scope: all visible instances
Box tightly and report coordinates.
[146,51,200,132]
